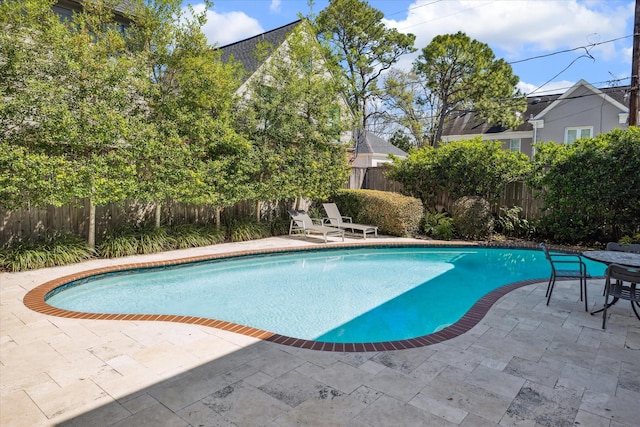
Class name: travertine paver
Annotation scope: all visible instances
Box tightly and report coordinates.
[1,236,640,426]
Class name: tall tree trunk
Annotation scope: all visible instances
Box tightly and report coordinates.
[215,206,221,230]
[255,200,262,222]
[88,198,96,249]
[155,203,161,228]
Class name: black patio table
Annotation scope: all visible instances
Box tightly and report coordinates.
[583,250,640,317]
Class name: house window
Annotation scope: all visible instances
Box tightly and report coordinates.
[565,127,593,144]
[508,139,521,152]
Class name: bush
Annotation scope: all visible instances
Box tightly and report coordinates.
[422,211,455,240]
[529,128,640,243]
[169,224,226,249]
[226,219,271,242]
[97,227,139,258]
[99,224,227,258]
[0,233,94,272]
[330,189,423,236]
[494,206,535,239]
[386,138,531,209]
[451,196,493,239]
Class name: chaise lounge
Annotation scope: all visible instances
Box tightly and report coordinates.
[288,210,344,243]
[322,203,378,239]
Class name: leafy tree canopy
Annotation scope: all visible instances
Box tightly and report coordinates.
[413,31,526,145]
[236,20,352,203]
[315,0,415,130]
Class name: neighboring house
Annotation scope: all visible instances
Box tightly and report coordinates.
[219,21,356,148]
[351,130,408,168]
[441,79,632,158]
[53,0,131,26]
[219,22,408,167]
[220,20,302,91]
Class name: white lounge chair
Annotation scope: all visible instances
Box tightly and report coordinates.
[322,203,378,239]
[288,210,344,243]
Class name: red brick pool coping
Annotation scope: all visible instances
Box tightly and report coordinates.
[23,241,582,352]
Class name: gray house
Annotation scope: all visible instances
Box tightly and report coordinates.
[351,130,408,168]
[441,80,632,158]
[219,20,302,89]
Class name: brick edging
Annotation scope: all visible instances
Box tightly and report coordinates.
[23,241,555,352]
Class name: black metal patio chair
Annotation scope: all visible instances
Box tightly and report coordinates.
[601,263,640,329]
[540,243,591,311]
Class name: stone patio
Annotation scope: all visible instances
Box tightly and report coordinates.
[1,236,639,426]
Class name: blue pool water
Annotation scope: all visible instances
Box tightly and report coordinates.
[46,247,606,343]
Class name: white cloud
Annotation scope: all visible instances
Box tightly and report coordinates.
[188,3,264,46]
[383,0,631,63]
[517,80,575,95]
[270,0,282,13]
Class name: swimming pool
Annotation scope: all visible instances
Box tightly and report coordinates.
[39,245,606,349]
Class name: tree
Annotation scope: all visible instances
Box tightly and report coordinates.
[413,32,526,146]
[236,20,352,213]
[126,0,251,227]
[315,0,415,130]
[1,0,152,248]
[382,68,433,148]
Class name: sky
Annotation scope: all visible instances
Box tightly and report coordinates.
[187,0,635,96]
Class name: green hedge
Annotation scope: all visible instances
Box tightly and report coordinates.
[329,189,423,236]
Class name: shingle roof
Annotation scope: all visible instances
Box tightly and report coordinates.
[355,130,408,157]
[219,20,302,80]
[441,83,630,137]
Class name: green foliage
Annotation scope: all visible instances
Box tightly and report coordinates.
[316,0,416,128]
[389,129,417,153]
[387,138,531,210]
[97,228,140,258]
[0,234,94,272]
[451,196,494,240]
[127,0,252,209]
[331,189,423,236]
[414,31,526,145]
[237,20,351,204]
[383,69,432,148]
[494,206,535,239]
[529,128,640,243]
[619,234,640,244]
[98,223,227,258]
[169,224,226,249]
[226,219,271,242]
[422,211,455,241]
[1,0,146,210]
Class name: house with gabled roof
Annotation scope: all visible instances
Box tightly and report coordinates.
[218,21,407,168]
[351,130,408,167]
[219,20,302,89]
[441,79,632,158]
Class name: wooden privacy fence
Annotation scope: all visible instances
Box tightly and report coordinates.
[2,167,543,246]
[348,167,544,219]
[0,199,287,247]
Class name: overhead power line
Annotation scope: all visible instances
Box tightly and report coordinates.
[507,34,634,65]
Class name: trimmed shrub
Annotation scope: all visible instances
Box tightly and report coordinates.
[330,189,423,236]
[451,196,493,239]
